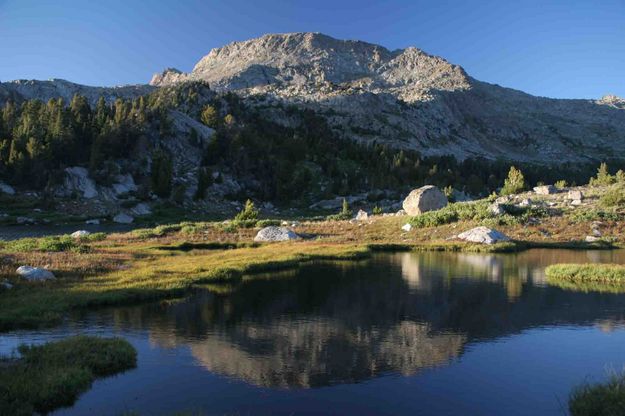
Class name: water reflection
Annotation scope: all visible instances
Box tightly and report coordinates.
[89,250,625,390]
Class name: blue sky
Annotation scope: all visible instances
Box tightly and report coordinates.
[0,0,623,99]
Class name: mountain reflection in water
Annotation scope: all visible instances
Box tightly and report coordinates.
[97,250,625,389]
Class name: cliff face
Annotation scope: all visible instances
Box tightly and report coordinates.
[151,32,625,163]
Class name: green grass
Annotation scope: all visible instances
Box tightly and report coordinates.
[0,335,136,415]
[569,372,625,416]
[545,263,625,293]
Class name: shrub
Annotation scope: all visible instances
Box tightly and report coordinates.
[555,180,568,189]
[599,185,625,208]
[500,166,526,195]
[234,199,259,222]
[327,198,353,221]
[0,235,80,253]
[408,201,491,228]
[589,162,615,186]
[372,206,383,215]
[568,209,621,223]
[256,219,281,227]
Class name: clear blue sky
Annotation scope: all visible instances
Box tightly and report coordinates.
[0,0,623,99]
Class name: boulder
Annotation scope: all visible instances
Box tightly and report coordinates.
[1,280,13,290]
[401,223,412,232]
[85,219,100,225]
[457,226,511,245]
[518,198,532,207]
[355,209,368,221]
[57,167,98,199]
[111,174,138,196]
[16,266,55,281]
[488,202,506,216]
[585,235,601,243]
[0,181,15,195]
[113,213,134,224]
[402,185,447,216]
[568,190,584,201]
[70,230,91,239]
[533,185,557,195]
[254,226,299,242]
[130,203,152,216]
[395,209,407,216]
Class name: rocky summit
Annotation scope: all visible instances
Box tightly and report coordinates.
[150,32,625,163]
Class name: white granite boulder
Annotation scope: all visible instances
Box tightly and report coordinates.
[254,226,299,242]
[457,226,511,245]
[401,223,412,232]
[533,185,557,195]
[355,209,368,221]
[402,185,448,216]
[70,230,91,239]
[16,266,55,281]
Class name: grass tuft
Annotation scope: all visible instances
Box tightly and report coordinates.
[569,372,625,416]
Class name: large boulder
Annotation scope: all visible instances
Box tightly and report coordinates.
[402,185,447,216]
[355,209,368,221]
[457,226,511,245]
[130,203,152,216]
[533,185,557,195]
[254,226,299,242]
[111,174,138,196]
[16,266,55,281]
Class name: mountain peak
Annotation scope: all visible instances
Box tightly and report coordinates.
[149,32,470,101]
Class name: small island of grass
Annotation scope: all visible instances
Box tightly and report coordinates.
[545,263,625,293]
[569,373,625,416]
[0,335,137,415]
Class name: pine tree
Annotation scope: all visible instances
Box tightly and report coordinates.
[500,166,526,195]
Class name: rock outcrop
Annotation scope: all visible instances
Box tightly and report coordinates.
[402,186,447,216]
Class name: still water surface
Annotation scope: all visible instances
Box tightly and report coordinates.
[2,249,625,415]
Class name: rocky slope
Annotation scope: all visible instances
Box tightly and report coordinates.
[0,78,154,105]
[151,32,625,163]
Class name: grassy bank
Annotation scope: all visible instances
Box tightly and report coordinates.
[546,263,625,292]
[569,372,625,416]
[0,336,136,415]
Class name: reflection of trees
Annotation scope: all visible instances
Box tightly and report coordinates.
[109,250,625,388]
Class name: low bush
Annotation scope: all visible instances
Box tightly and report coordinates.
[0,235,79,253]
[327,198,353,221]
[568,209,621,223]
[599,185,625,208]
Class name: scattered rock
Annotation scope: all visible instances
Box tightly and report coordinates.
[402,185,448,216]
[85,219,100,225]
[401,223,412,232]
[457,226,511,245]
[1,280,13,290]
[70,230,91,239]
[355,209,368,221]
[568,190,584,201]
[0,181,15,195]
[16,266,55,281]
[254,226,299,242]
[585,235,601,242]
[533,185,557,195]
[16,216,36,225]
[113,213,134,224]
[395,209,407,216]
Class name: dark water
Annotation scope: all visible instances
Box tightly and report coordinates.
[3,249,625,415]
